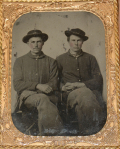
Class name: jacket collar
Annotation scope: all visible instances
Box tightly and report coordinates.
[68,49,84,58]
[27,51,45,59]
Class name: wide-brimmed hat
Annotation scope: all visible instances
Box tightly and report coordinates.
[65,28,88,41]
[22,30,48,43]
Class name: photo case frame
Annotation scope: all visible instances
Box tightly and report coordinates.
[1,0,120,148]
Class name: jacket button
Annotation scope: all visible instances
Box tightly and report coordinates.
[79,80,81,82]
[77,69,79,71]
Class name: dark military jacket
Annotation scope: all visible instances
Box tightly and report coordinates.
[13,51,58,96]
[56,50,103,94]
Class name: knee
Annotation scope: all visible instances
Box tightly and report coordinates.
[67,87,93,108]
[77,93,96,109]
[68,87,94,103]
[35,93,49,100]
[71,88,97,108]
[78,87,93,96]
[35,93,50,107]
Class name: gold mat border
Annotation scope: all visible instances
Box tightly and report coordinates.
[2,0,115,2]
[0,0,120,148]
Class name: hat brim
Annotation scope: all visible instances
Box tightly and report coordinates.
[65,31,88,41]
[22,33,48,43]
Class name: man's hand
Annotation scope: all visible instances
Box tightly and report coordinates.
[62,82,86,91]
[73,82,86,88]
[36,84,53,94]
[62,85,67,91]
[64,83,76,91]
[62,82,75,91]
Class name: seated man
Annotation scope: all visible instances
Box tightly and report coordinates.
[13,29,63,136]
[56,28,107,135]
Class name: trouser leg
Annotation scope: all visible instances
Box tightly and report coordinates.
[24,93,63,135]
[67,87,105,135]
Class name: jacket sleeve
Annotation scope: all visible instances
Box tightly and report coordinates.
[46,59,59,90]
[13,58,38,95]
[83,56,103,93]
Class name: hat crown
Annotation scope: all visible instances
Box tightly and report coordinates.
[22,29,48,43]
[27,30,42,35]
[71,28,85,36]
[65,28,88,41]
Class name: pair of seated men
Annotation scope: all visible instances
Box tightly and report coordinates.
[13,28,107,136]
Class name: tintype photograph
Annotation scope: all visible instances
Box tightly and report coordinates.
[11,11,107,136]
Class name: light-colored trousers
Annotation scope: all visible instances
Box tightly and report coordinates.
[23,93,63,135]
[65,86,106,135]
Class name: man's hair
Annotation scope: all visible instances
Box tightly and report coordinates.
[67,37,70,42]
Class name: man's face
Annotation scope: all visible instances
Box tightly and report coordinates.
[27,37,44,55]
[68,35,83,52]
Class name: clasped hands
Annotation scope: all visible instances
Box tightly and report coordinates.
[62,82,85,92]
[20,82,85,99]
[36,84,53,94]
[20,84,52,101]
